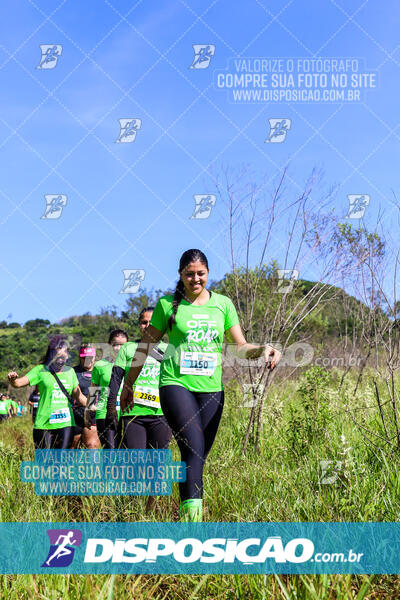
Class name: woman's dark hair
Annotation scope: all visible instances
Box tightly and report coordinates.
[41,335,69,364]
[168,249,209,330]
[138,307,155,323]
[108,329,128,344]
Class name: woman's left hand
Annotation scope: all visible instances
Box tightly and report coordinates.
[264,345,282,370]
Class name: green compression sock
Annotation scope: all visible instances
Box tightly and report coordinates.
[179,499,203,522]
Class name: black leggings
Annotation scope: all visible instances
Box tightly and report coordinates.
[96,418,117,449]
[33,427,74,449]
[117,415,172,449]
[159,385,224,501]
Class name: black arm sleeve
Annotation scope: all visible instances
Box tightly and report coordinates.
[107,365,125,410]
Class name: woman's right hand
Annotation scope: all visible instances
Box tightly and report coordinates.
[8,371,18,386]
[120,383,134,413]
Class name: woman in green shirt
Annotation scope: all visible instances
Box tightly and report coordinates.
[92,329,128,448]
[0,394,12,421]
[108,308,172,450]
[119,249,282,521]
[8,335,87,449]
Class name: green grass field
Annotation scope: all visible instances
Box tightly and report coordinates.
[1,367,400,599]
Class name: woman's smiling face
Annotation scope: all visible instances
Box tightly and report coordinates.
[180,261,209,296]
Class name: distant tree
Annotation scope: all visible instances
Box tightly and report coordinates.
[24,318,51,329]
[121,291,164,319]
[331,223,386,392]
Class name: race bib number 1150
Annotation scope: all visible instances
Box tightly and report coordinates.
[180,351,217,376]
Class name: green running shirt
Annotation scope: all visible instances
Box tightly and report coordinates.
[91,359,121,420]
[26,365,78,430]
[150,291,239,393]
[0,399,10,415]
[115,341,167,417]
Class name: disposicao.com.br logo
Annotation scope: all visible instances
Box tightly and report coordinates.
[83,536,362,565]
[34,525,366,574]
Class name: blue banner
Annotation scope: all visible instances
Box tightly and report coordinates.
[0,522,398,574]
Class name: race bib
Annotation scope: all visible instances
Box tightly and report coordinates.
[33,402,39,408]
[133,386,160,409]
[180,351,217,376]
[49,408,70,425]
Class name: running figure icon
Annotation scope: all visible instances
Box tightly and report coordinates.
[42,529,82,568]
[45,531,77,566]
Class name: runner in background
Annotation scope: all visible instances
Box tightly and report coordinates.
[1,393,16,417]
[92,329,128,448]
[8,335,87,449]
[28,386,40,424]
[71,343,100,449]
[107,308,172,512]
[119,249,282,521]
[0,393,11,422]
[10,396,18,416]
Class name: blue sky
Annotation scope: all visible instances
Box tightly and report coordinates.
[0,0,399,324]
